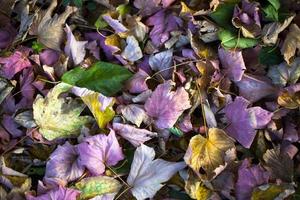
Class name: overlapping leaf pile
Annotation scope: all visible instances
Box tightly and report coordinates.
[0,0,300,199]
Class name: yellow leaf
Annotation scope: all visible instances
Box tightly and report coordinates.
[181,2,195,15]
[185,176,211,200]
[196,61,215,89]
[184,128,235,180]
[189,31,215,59]
[82,93,115,129]
[281,24,300,64]
[277,90,300,109]
[104,34,121,53]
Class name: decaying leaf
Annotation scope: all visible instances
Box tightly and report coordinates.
[281,24,300,64]
[261,15,295,45]
[277,84,300,109]
[263,147,294,182]
[33,83,93,140]
[75,176,122,199]
[185,175,212,200]
[30,0,77,51]
[184,128,236,180]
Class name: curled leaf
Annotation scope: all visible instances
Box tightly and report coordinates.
[30,0,77,51]
[281,24,300,64]
[64,24,87,65]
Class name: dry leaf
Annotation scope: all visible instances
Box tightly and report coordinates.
[281,24,300,64]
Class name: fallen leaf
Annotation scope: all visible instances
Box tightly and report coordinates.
[113,122,157,147]
[281,24,300,64]
[144,80,191,129]
[118,104,148,127]
[263,147,294,182]
[236,159,269,200]
[72,87,115,128]
[121,36,143,62]
[75,176,121,200]
[218,29,258,49]
[64,24,87,65]
[30,0,77,51]
[224,96,273,148]
[26,185,80,200]
[261,15,295,45]
[218,47,246,82]
[149,49,173,79]
[77,130,124,175]
[184,128,235,180]
[33,83,92,140]
[267,58,300,86]
[45,142,84,182]
[62,61,132,96]
[127,144,186,200]
[0,48,32,79]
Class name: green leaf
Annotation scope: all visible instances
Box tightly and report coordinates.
[62,0,71,6]
[267,0,280,10]
[75,176,122,199]
[33,83,93,141]
[218,29,258,49]
[263,5,279,21]
[209,3,236,30]
[169,127,184,137]
[87,1,96,11]
[62,61,133,96]
[116,4,131,16]
[259,46,283,66]
[73,0,83,7]
[32,41,44,53]
[94,16,108,29]
[263,0,280,21]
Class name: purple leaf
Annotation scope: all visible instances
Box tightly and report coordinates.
[113,122,157,147]
[149,49,173,79]
[144,81,191,129]
[77,130,124,176]
[224,96,273,148]
[133,0,160,17]
[218,47,246,82]
[64,24,87,65]
[236,159,269,200]
[26,186,80,200]
[162,0,176,8]
[102,14,128,34]
[39,49,59,66]
[236,74,276,102]
[118,104,148,127]
[0,48,32,79]
[146,10,183,47]
[232,0,261,38]
[45,142,85,182]
[126,69,149,94]
[0,24,16,49]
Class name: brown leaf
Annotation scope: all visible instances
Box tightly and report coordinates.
[29,0,77,51]
[281,24,300,64]
[261,15,295,45]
